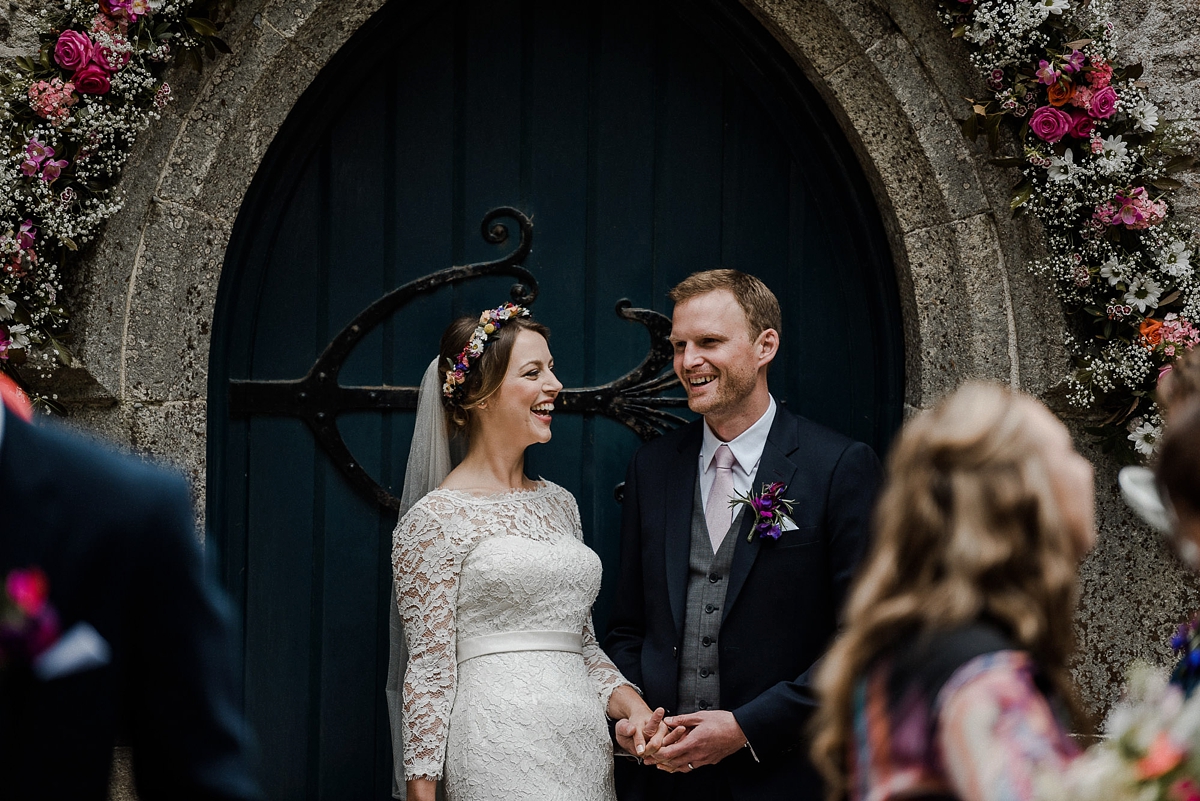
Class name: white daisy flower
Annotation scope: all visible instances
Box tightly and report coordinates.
[1033,0,1071,15]
[7,323,29,349]
[0,295,14,321]
[1100,257,1126,286]
[1160,240,1192,278]
[1047,148,1081,185]
[1131,99,1160,133]
[1125,276,1163,312]
[1128,418,1159,457]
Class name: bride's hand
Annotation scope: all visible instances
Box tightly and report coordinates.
[616,706,667,757]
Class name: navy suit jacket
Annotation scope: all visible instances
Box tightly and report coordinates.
[0,411,261,800]
[604,403,881,801]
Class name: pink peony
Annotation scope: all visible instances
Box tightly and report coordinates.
[1029,105,1072,143]
[1088,62,1113,88]
[1069,110,1095,139]
[73,63,111,95]
[1090,86,1119,119]
[54,29,93,72]
[1070,85,1095,112]
[28,78,78,125]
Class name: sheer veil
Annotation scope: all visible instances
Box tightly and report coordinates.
[388,357,455,798]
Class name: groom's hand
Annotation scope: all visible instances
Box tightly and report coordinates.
[650,711,747,772]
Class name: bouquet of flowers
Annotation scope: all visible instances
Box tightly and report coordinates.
[0,567,60,670]
[1039,666,1200,801]
[936,0,1200,462]
[0,0,231,404]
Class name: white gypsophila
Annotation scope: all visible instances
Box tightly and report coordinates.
[1130,98,1160,133]
[1124,276,1162,312]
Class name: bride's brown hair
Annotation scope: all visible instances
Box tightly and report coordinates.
[438,313,550,433]
[810,382,1089,800]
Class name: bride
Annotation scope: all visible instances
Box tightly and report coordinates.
[392,303,664,800]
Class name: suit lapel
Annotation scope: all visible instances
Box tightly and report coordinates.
[664,425,702,637]
[722,409,800,623]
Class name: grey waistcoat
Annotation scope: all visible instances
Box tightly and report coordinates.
[676,480,743,714]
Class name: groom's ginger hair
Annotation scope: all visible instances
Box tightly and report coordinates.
[668,270,782,341]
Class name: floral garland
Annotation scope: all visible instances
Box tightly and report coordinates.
[0,0,231,409]
[937,0,1199,462]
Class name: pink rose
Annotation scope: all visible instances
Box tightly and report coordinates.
[1029,105,1072,143]
[1090,86,1119,119]
[72,63,111,95]
[53,29,93,72]
[1069,111,1095,139]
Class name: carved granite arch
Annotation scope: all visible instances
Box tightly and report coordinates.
[71,0,1174,725]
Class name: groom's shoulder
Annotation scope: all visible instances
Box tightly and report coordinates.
[633,418,704,464]
[778,405,877,465]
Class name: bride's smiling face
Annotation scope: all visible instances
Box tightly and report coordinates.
[475,328,563,446]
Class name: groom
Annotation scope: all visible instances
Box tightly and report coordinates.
[605,270,881,801]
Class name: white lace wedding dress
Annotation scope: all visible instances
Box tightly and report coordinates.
[392,481,632,800]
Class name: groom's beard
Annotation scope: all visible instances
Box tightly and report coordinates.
[682,361,758,419]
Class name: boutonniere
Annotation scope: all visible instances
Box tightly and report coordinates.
[1170,614,1200,694]
[730,481,797,543]
[0,567,60,670]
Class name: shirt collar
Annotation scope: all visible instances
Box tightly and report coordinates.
[701,395,777,475]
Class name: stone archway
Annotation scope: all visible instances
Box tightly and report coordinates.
[58,0,1187,721]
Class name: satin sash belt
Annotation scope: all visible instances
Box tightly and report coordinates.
[456,630,582,664]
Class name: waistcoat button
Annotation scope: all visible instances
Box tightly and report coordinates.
[708,573,720,583]
[702,636,713,646]
[704,603,717,614]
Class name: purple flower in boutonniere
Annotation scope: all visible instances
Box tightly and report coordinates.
[0,567,60,669]
[729,481,797,543]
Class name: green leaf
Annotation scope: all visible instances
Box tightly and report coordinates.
[1152,176,1184,191]
[61,236,77,251]
[48,335,72,367]
[211,36,232,55]
[15,56,34,73]
[1165,155,1196,173]
[1010,181,1033,210]
[951,24,968,38]
[186,16,220,37]
[959,113,979,141]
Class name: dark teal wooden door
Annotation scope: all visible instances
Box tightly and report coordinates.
[208,1,903,797]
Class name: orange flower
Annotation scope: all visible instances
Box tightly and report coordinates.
[1047,80,1076,107]
[1137,732,1186,780]
[1141,317,1164,346]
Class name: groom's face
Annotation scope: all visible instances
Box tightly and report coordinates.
[670,289,762,420]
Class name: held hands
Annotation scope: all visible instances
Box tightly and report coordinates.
[615,706,671,759]
[643,710,747,773]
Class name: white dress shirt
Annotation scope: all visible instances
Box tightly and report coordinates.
[698,395,777,526]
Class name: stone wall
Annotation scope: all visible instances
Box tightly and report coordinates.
[4,0,1200,750]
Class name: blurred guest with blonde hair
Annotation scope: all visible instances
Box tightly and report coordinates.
[811,383,1095,801]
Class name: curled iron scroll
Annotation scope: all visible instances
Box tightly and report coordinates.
[229,207,686,511]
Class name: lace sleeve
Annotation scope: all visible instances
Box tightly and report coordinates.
[392,501,462,782]
[561,490,639,713]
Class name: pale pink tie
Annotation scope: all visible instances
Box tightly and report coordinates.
[705,444,737,552]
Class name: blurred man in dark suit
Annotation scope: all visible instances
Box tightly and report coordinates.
[0,374,262,800]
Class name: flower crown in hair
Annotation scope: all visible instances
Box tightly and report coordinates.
[442,303,531,401]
